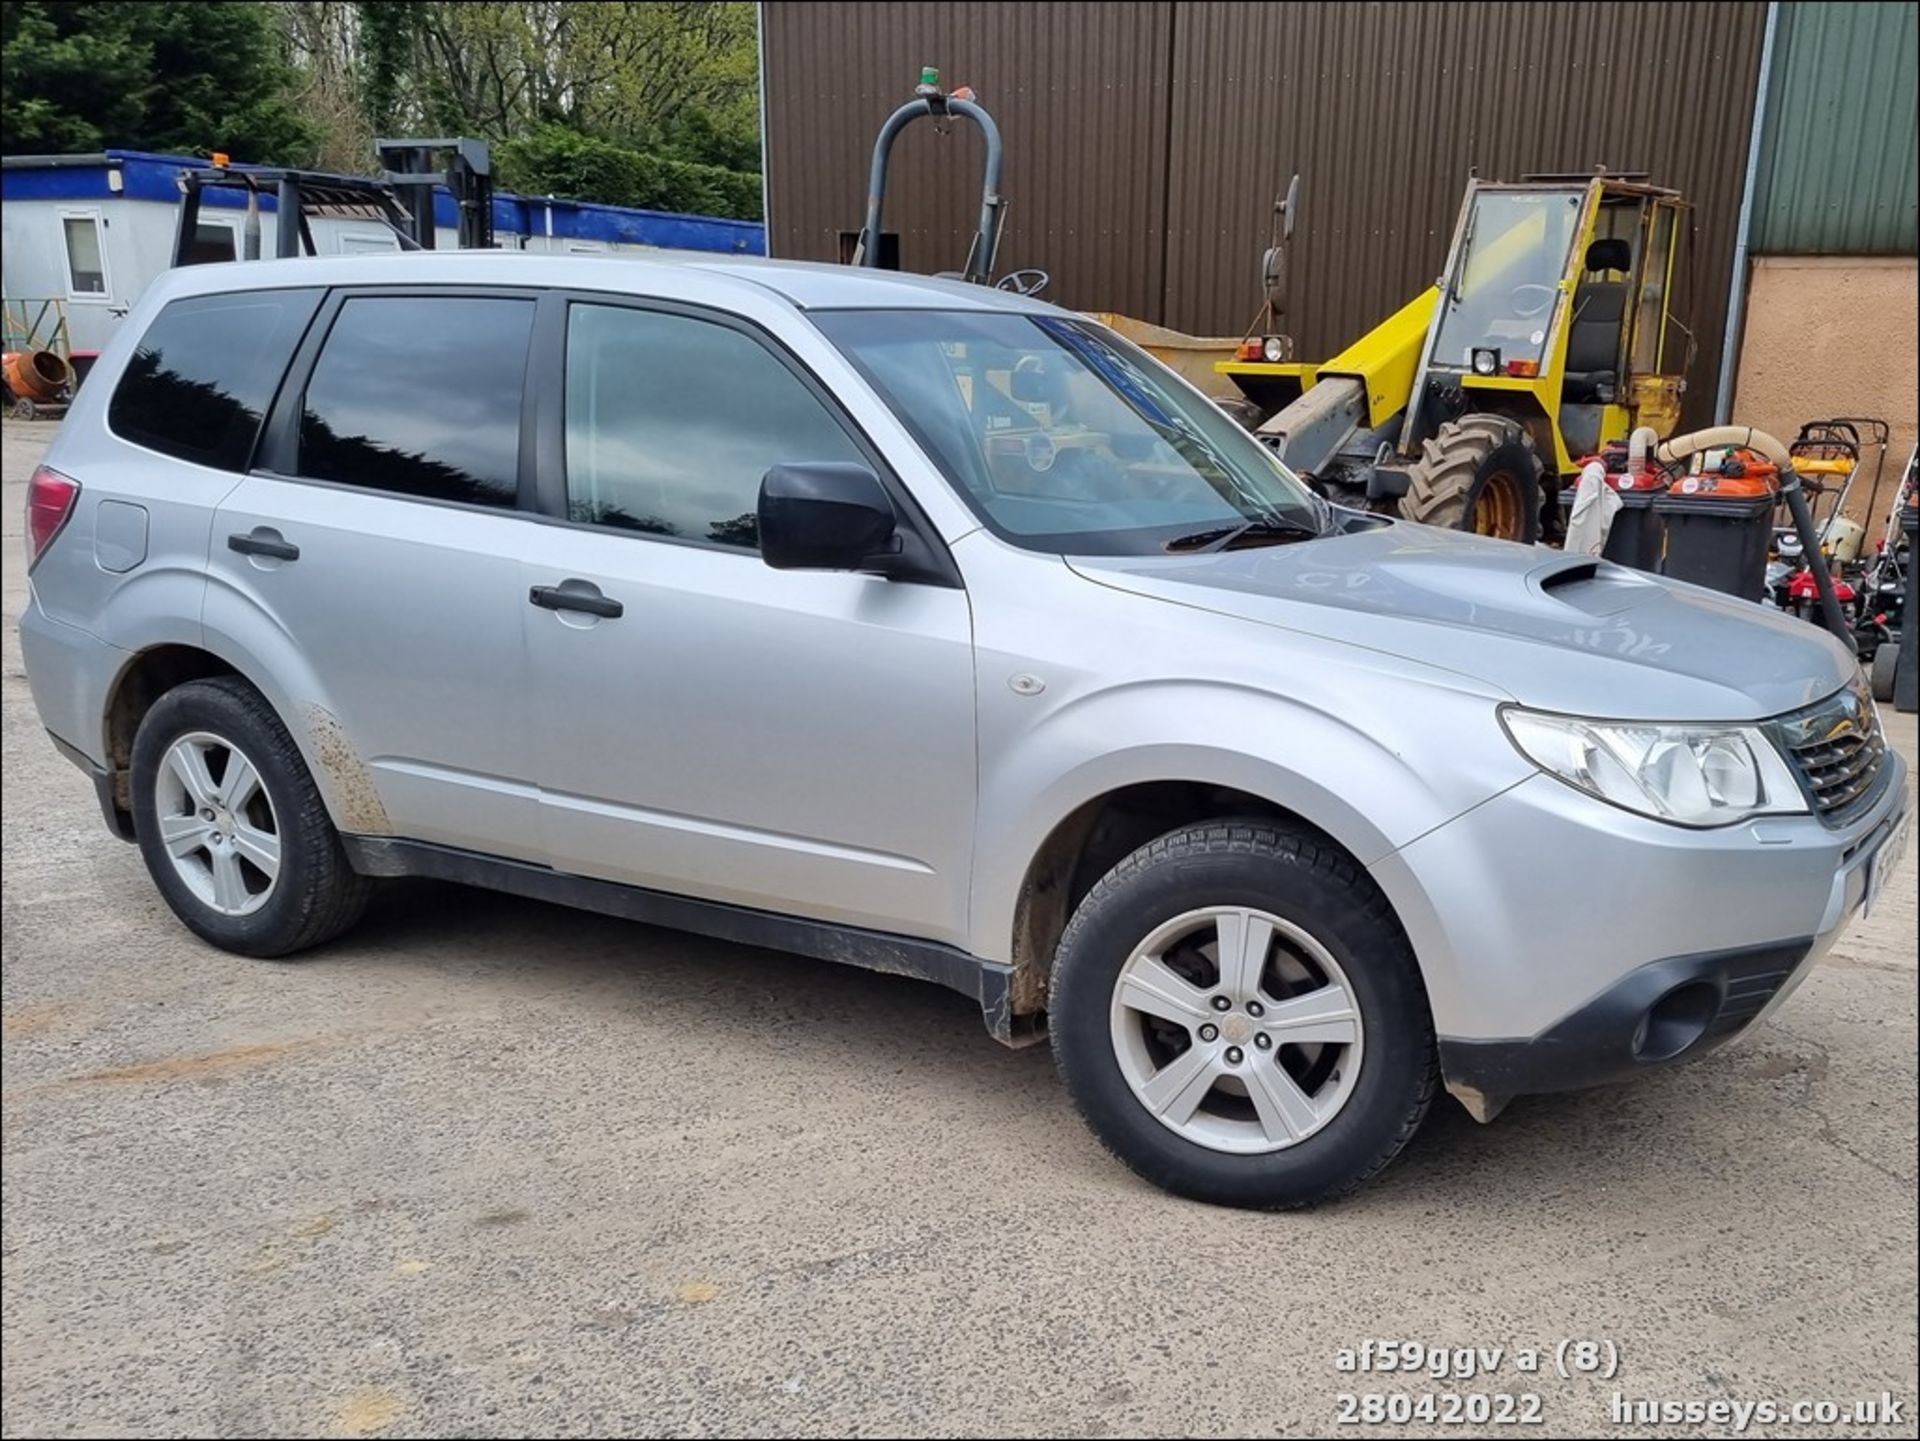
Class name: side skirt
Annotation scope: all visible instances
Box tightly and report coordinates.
[340,836,1038,1047]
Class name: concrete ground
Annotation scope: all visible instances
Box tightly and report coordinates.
[2,418,1914,1440]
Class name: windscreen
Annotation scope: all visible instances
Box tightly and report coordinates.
[815,310,1325,556]
[1429,189,1585,370]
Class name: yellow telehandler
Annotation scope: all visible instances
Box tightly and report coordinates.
[1219,172,1694,543]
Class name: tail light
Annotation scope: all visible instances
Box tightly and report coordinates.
[26,465,80,568]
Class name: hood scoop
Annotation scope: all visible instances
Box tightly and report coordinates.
[1529,556,1650,616]
[1537,559,1601,592]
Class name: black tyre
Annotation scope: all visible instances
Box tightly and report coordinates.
[1050,820,1436,1209]
[1870,642,1898,702]
[1397,415,1543,544]
[130,677,372,957]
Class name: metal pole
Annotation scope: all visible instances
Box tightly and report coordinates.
[171,175,201,268]
[854,93,1004,282]
[855,99,932,267]
[1896,499,1918,712]
[754,1,772,250]
[1714,0,1779,423]
[242,184,261,260]
[275,178,301,258]
[945,97,1005,284]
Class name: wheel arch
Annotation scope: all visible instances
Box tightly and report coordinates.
[1455,392,1560,475]
[100,637,389,839]
[1006,777,1382,1013]
[100,644,244,825]
[984,732,1436,1024]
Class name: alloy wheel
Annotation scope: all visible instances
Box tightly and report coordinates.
[1108,906,1364,1154]
[153,731,281,917]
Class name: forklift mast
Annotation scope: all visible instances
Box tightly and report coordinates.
[376,137,495,250]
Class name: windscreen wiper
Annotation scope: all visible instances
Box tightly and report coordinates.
[1165,514,1322,552]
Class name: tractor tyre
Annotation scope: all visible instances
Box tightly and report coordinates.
[1397,415,1543,544]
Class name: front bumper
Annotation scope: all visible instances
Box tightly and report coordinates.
[1371,747,1908,1113]
[1436,939,1813,1118]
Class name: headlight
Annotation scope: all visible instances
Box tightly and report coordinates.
[1470,346,1501,376]
[1262,335,1287,363]
[1501,707,1806,828]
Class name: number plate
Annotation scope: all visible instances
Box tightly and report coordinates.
[1862,810,1911,919]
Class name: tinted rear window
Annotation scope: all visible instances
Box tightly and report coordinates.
[297,295,532,508]
[109,289,322,471]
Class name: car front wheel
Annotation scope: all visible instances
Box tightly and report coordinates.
[1050,820,1436,1208]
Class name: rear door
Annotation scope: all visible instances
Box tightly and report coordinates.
[204,288,545,858]
[515,295,978,943]
[38,287,324,652]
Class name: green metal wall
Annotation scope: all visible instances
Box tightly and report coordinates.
[1751,1,1919,254]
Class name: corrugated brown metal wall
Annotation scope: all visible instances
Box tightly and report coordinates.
[760,1,1174,319]
[764,1,1770,426]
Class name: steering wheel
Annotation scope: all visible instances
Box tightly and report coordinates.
[1509,282,1557,319]
[995,268,1051,297]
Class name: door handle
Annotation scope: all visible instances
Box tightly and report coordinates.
[227,530,299,561]
[529,582,623,619]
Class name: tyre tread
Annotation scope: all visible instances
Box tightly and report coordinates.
[1397,416,1539,540]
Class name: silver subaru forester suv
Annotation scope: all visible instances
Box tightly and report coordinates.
[20,253,1910,1208]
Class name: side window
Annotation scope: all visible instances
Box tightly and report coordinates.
[108,288,323,471]
[61,213,107,295]
[298,296,532,508]
[564,304,866,548]
[1630,208,1677,375]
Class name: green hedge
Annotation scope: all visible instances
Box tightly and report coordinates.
[497,126,761,222]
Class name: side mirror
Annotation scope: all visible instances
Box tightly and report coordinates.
[758,462,899,572]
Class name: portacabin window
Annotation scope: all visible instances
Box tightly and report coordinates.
[180,221,238,266]
[563,302,865,550]
[60,211,108,296]
[296,295,533,508]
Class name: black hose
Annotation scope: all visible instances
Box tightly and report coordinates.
[1780,474,1853,643]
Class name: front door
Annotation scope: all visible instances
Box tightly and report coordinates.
[518,299,977,944]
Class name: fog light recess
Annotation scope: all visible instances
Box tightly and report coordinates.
[1634,982,1719,1061]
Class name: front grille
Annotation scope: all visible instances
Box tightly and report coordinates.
[1775,682,1889,826]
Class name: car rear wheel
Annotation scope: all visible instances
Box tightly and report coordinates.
[131,677,372,957]
[1050,820,1436,1208]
